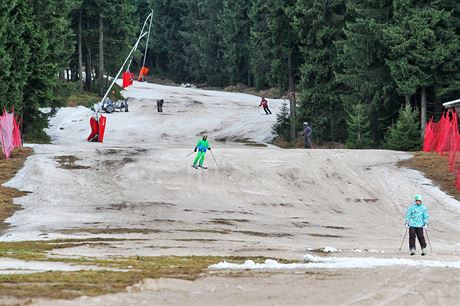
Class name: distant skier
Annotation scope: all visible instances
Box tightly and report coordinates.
[303,122,312,149]
[259,97,272,115]
[192,134,211,169]
[405,195,429,256]
[157,99,164,112]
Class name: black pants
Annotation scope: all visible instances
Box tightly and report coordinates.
[157,101,163,112]
[304,137,312,149]
[409,227,427,250]
[263,106,271,114]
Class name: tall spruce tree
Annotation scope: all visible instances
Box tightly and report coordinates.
[218,0,251,85]
[385,103,420,151]
[337,0,397,145]
[384,0,460,137]
[346,103,372,148]
[292,0,347,143]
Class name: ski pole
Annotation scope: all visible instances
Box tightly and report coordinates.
[186,151,195,157]
[209,150,219,167]
[399,227,408,251]
[425,227,433,253]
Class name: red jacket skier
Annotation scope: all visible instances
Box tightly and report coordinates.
[259,97,272,115]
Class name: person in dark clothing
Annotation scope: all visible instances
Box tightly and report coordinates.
[157,99,164,112]
[303,122,312,149]
[405,195,429,256]
[259,97,272,115]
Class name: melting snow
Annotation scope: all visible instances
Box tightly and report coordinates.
[209,255,460,270]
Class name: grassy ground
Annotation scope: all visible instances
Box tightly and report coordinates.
[0,147,33,231]
[64,84,124,108]
[0,239,282,300]
[399,151,460,201]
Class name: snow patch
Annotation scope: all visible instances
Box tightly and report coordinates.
[0,258,126,275]
[209,256,460,270]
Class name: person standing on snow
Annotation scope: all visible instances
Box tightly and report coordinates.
[303,122,312,149]
[259,97,272,115]
[157,99,164,112]
[405,195,429,256]
[192,134,211,169]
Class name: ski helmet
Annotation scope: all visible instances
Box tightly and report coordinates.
[303,122,309,126]
[202,133,208,139]
[415,195,422,202]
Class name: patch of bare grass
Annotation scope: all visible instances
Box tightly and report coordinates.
[0,147,33,230]
[400,152,460,200]
[0,238,286,300]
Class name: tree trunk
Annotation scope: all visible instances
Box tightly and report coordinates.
[405,95,410,105]
[288,48,296,141]
[78,7,83,92]
[99,14,104,97]
[85,40,92,91]
[421,86,427,138]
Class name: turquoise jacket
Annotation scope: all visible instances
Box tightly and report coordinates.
[196,139,210,152]
[405,203,429,228]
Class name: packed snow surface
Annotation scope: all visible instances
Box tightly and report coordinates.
[2,80,460,305]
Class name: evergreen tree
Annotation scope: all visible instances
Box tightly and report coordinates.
[385,103,421,151]
[292,0,347,143]
[272,101,291,140]
[346,103,372,148]
[218,0,251,85]
[337,0,397,145]
[383,0,460,136]
[181,0,225,85]
[147,0,188,81]
[248,0,271,90]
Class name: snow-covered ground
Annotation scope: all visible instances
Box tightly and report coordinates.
[2,80,460,305]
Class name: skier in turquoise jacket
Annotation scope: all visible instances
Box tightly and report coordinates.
[192,134,211,169]
[405,195,429,256]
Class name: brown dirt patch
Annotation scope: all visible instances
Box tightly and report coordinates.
[60,228,162,235]
[400,152,460,200]
[0,147,33,230]
[55,155,90,170]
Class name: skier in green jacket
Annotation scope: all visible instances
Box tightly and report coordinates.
[192,134,211,169]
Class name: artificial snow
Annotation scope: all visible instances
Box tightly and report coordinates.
[0,258,124,275]
[209,255,460,270]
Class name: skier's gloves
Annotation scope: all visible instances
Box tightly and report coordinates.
[404,222,409,228]
[194,148,197,152]
[423,224,428,228]
[208,147,211,150]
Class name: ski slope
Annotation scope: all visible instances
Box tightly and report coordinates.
[3,81,460,305]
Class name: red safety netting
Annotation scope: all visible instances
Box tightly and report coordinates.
[0,108,22,159]
[423,108,460,190]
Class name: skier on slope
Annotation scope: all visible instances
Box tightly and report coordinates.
[404,195,429,256]
[192,134,211,169]
[259,97,272,115]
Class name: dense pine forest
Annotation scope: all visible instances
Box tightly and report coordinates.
[1,0,460,148]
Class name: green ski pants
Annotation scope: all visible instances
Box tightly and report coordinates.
[193,151,206,166]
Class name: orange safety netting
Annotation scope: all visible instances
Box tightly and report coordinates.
[0,108,22,159]
[423,108,460,189]
[138,66,149,81]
